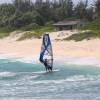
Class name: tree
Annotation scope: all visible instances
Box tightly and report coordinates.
[66,0,74,17]
[8,10,22,27]
[51,0,74,20]
[74,0,87,19]
[86,7,94,21]
[35,0,43,7]
[0,0,96,29]
[35,1,52,23]
[0,4,15,17]
[13,0,31,13]
[0,4,15,27]
[95,0,100,16]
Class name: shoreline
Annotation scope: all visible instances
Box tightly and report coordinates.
[0,53,100,67]
[0,34,100,67]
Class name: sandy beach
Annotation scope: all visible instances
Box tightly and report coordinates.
[0,31,100,66]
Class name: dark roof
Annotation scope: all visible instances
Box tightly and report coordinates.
[53,19,81,26]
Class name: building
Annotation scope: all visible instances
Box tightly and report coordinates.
[53,19,84,31]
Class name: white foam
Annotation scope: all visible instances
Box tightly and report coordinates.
[33,69,59,74]
[29,75,39,79]
[0,54,100,66]
[65,75,94,82]
[95,97,100,100]
[55,56,100,67]
[30,75,96,85]
[0,54,39,64]
[0,72,16,77]
[15,56,38,64]
[21,74,39,81]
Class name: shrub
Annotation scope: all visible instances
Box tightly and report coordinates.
[17,31,41,41]
[81,17,100,30]
[20,23,39,31]
[65,31,99,41]
[45,21,54,26]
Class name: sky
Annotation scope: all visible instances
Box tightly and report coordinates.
[0,0,95,6]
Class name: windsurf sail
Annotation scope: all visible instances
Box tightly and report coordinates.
[39,33,53,69]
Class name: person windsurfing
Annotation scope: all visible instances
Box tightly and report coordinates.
[44,59,52,72]
[39,33,53,72]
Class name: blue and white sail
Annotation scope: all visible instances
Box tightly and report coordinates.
[39,33,53,68]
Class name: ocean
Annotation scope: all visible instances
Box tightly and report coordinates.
[0,58,100,100]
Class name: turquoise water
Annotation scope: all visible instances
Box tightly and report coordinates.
[0,59,100,100]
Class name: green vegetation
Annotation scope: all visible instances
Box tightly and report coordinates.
[0,25,55,40]
[17,26,55,40]
[17,31,38,41]
[34,26,55,35]
[81,18,100,30]
[0,0,74,29]
[0,27,15,38]
[65,17,100,41]
[0,32,9,38]
[65,31,100,41]
[0,0,99,40]
[0,23,55,39]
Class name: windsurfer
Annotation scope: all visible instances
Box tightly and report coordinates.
[40,33,53,72]
[44,59,52,72]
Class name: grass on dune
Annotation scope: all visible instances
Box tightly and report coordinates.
[65,31,100,42]
[0,25,55,40]
[0,27,15,38]
[17,31,41,41]
[17,26,55,40]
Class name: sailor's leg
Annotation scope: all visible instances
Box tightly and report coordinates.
[45,66,48,72]
[48,68,50,72]
[48,67,50,72]
[48,67,52,72]
[45,65,49,72]
[51,67,52,71]
[50,67,52,72]
[46,68,47,72]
